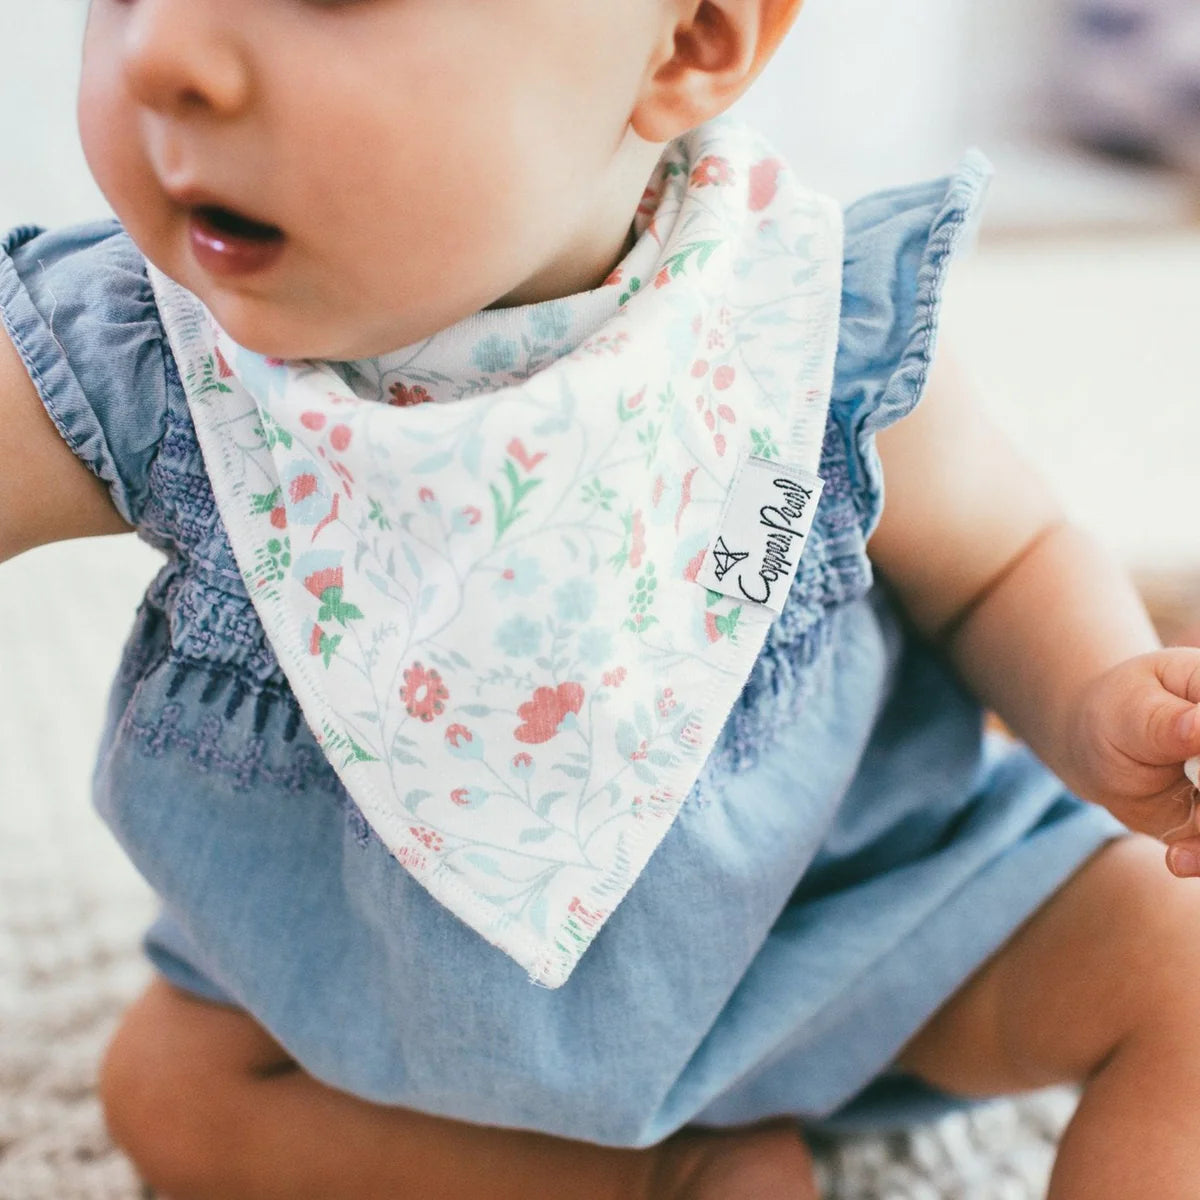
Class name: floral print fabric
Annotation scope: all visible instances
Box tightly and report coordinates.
[149,115,844,986]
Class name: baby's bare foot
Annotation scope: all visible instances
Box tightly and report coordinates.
[649,1120,819,1200]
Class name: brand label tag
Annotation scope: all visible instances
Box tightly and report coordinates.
[694,455,824,615]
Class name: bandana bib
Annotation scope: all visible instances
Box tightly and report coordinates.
[149,117,844,987]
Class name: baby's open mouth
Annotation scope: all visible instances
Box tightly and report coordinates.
[193,205,284,242]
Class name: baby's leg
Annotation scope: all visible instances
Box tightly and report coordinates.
[895,833,1200,1197]
[97,975,816,1200]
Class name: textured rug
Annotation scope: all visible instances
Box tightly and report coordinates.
[5,536,1196,1199]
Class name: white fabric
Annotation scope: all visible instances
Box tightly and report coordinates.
[149,116,845,986]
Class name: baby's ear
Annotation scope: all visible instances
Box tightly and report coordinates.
[630,0,805,142]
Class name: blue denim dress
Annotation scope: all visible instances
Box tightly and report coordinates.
[0,155,1124,1144]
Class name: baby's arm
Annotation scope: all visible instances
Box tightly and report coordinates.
[0,324,133,563]
[867,352,1175,811]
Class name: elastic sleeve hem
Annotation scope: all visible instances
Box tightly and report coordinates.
[837,151,993,544]
[0,222,168,529]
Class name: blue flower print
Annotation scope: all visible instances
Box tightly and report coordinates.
[449,785,488,811]
[495,614,543,657]
[529,301,572,344]
[472,335,518,373]
[493,553,545,598]
[576,627,614,667]
[282,460,334,525]
[235,346,290,400]
[445,723,485,761]
[554,578,597,623]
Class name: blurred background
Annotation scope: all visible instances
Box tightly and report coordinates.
[0,1,1197,1197]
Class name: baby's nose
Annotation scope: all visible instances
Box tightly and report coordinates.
[119,0,252,119]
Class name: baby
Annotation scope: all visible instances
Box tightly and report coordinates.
[4,0,1200,1198]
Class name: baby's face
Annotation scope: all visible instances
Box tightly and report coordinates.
[78,0,668,359]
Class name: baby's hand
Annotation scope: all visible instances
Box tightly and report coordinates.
[1069,647,1200,876]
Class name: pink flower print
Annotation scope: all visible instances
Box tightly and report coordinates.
[690,155,734,187]
[514,682,584,745]
[269,506,287,529]
[566,896,606,933]
[330,424,352,452]
[704,611,721,643]
[713,365,736,391]
[507,437,547,473]
[331,460,355,497]
[636,183,661,221]
[510,752,535,781]
[449,786,486,810]
[389,382,433,408]
[401,662,449,723]
[691,359,709,378]
[714,434,727,457]
[309,624,325,656]
[396,845,428,873]
[629,510,646,570]
[601,666,627,688]
[290,472,319,504]
[603,266,623,287]
[717,404,736,423]
[300,411,326,431]
[657,687,677,718]
[215,346,234,379]
[312,491,341,539]
[303,565,343,600]
[675,467,697,533]
[654,267,671,290]
[748,158,782,212]
[409,826,444,853]
[451,505,484,534]
[625,387,645,412]
[652,475,665,509]
[416,488,440,516]
[683,546,706,583]
[445,723,484,760]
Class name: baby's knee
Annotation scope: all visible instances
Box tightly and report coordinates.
[98,1014,208,1197]
[97,978,262,1198]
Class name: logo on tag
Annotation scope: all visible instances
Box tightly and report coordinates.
[695,455,824,615]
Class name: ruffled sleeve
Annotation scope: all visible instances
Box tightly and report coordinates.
[0,220,171,530]
[832,150,993,543]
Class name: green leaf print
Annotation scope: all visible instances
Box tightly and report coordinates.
[251,487,282,514]
[323,634,342,667]
[662,240,721,281]
[317,586,364,627]
[367,497,393,530]
[187,353,234,399]
[261,411,294,451]
[714,605,743,642]
[749,427,780,460]
[491,458,544,539]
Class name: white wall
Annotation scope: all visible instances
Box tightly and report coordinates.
[730,0,975,200]
[0,0,109,230]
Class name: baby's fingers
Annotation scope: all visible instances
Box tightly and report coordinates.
[1165,835,1200,878]
[1163,759,1200,877]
